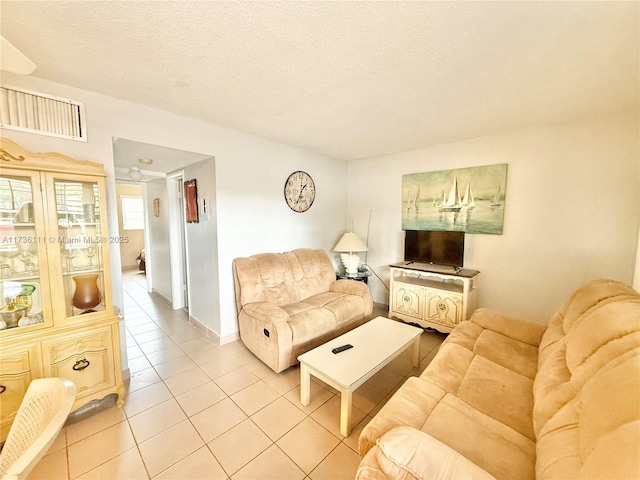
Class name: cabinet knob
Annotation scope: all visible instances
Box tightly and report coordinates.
[0,385,6,394]
[72,358,91,371]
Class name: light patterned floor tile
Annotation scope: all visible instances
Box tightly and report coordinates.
[67,421,136,479]
[153,355,198,380]
[309,443,361,480]
[207,419,273,475]
[310,396,366,439]
[230,380,280,415]
[214,366,259,395]
[127,367,162,393]
[231,444,305,480]
[199,355,243,380]
[174,381,226,417]
[128,398,187,443]
[26,448,68,480]
[262,366,301,394]
[276,418,340,474]
[190,397,247,442]
[75,447,148,480]
[251,397,307,441]
[144,345,188,366]
[138,420,204,477]
[152,446,227,480]
[163,366,210,396]
[123,382,173,417]
[66,405,126,445]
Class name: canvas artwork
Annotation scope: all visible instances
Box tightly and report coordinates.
[402,163,508,235]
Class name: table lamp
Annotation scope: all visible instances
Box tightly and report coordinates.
[333,232,368,274]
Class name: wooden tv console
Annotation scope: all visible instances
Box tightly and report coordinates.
[389,262,480,333]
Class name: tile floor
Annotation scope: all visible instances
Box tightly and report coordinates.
[26,270,446,480]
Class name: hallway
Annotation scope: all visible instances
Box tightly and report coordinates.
[25,270,446,479]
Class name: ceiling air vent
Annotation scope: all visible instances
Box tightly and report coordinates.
[0,85,87,142]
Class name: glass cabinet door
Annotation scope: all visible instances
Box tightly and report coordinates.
[0,170,52,332]
[48,175,111,320]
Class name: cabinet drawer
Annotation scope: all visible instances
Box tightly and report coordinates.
[44,329,111,364]
[48,349,115,397]
[42,327,115,398]
[0,343,39,441]
[0,372,33,435]
[0,349,33,375]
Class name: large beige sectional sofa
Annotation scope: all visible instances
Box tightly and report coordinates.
[357,279,640,479]
[233,248,373,373]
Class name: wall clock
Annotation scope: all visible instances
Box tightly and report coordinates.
[284,170,315,213]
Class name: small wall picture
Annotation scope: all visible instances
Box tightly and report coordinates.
[184,179,199,223]
[402,163,508,234]
[153,198,160,217]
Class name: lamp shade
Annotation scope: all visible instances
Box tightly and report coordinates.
[333,232,368,253]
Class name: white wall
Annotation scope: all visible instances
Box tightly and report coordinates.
[1,72,348,343]
[145,178,172,301]
[182,158,221,335]
[215,149,349,338]
[348,111,640,323]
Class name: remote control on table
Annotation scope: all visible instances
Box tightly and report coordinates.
[332,344,353,354]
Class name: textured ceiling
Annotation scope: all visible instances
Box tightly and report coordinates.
[1,1,638,161]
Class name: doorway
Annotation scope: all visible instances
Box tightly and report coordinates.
[115,181,147,290]
[167,172,189,311]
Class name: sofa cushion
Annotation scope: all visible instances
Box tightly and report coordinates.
[456,355,535,441]
[533,281,640,437]
[421,318,539,440]
[285,301,338,345]
[362,426,496,480]
[535,349,640,479]
[234,252,298,306]
[284,249,336,300]
[422,393,536,479]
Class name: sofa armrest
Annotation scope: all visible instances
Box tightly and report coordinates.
[470,308,546,346]
[357,426,496,480]
[330,279,369,297]
[242,302,290,323]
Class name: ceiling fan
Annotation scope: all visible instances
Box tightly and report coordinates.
[1,36,36,74]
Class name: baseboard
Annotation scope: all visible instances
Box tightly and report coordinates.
[188,314,239,345]
[150,288,173,306]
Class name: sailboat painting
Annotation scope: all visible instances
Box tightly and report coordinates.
[402,163,508,234]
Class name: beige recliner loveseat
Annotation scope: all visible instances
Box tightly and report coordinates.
[233,248,373,373]
[357,279,639,479]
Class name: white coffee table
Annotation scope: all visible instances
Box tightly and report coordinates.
[297,316,422,436]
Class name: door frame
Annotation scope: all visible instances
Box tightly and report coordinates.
[166,172,189,310]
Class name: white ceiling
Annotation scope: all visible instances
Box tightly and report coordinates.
[1,1,638,163]
[111,138,211,182]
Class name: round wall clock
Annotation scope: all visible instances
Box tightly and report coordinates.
[284,170,315,213]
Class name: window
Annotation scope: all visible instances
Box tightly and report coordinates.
[121,196,144,230]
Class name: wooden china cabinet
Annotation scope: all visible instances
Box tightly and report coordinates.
[0,138,124,441]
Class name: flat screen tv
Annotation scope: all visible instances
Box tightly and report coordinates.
[404,230,465,268]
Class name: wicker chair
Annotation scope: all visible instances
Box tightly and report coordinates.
[0,378,76,480]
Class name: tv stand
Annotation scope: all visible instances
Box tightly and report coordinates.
[389,262,480,333]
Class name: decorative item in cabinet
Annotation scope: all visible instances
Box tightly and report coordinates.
[0,168,53,334]
[0,138,125,434]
